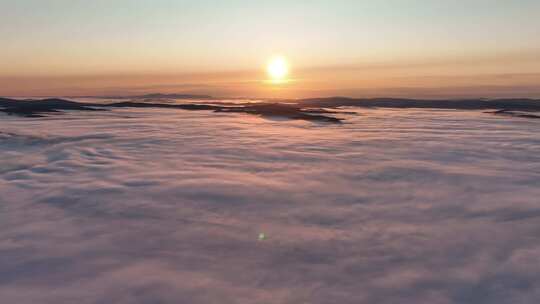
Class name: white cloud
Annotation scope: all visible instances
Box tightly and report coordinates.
[0,107,539,303]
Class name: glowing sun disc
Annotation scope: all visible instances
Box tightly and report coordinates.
[267,56,289,81]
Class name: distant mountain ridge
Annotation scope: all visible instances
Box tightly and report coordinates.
[80,93,214,100]
[0,97,101,117]
[0,97,342,122]
[298,97,540,110]
[2,96,540,121]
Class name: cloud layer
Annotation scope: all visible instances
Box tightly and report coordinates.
[1,107,540,303]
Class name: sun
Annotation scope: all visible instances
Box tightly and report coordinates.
[267,56,289,82]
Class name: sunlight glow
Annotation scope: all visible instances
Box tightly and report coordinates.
[267,56,289,83]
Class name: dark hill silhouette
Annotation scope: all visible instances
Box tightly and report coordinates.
[1,96,539,121]
[80,93,214,100]
[488,109,540,119]
[107,101,221,111]
[0,98,102,117]
[0,97,343,122]
[216,103,343,123]
[298,97,540,111]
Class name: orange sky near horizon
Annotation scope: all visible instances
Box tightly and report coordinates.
[3,51,540,99]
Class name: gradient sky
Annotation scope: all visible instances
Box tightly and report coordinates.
[1,0,540,98]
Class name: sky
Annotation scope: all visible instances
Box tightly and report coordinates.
[1,0,540,98]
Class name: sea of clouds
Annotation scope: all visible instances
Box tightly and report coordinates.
[1,106,539,303]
